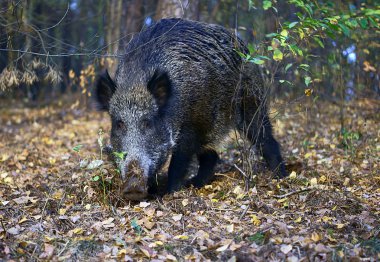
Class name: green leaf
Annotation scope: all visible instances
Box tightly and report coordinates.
[247,43,256,55]
[256,55,270,60]
[368,17,379,28]
[263,0,272,10]
[288,21,298,28]
[304,76,311,87]
[285,63,293,73]
[72,144,83,152]
[248,0,256,10]
[358,18,368,29]
[273,49,283,61]
[248,232,265,245]
[113,151,128,160]
[92,176,100,182]
[313,36,324,48]
[131,219,143,235]
[338,23,350,36]
[299,64,310,71]
[250,58,265,65]
[279,80,293,86]
[289,44,303,56]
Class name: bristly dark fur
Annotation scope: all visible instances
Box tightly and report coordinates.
[95,70,117,111]
[95,18,288,199]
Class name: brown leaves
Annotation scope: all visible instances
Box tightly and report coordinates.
[1,99,379,260]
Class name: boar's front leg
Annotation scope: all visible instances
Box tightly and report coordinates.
[167,150,194,193]
[190,148,219,188]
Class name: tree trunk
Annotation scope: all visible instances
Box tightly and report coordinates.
[155,0,200,20]
[120,0,143,51]
[105,0,123,75]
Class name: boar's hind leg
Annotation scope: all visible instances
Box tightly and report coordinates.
[167,150,194,193]
[190,148,219,188]
[239,103,288,178]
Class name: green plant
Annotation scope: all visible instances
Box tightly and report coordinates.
[339,128,361,157]
[247,232,265,245]
[131,219,143,235]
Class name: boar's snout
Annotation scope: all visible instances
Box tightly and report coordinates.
[122,160,148,201]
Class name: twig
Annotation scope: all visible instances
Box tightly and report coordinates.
[234,164,248,178]
[58,240,70,257]
[239,205,249,220]
[273,188,312,199]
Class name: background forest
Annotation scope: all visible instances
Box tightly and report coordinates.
[0,0,379,261]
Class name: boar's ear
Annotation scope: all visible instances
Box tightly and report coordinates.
[94,70,116,111]
[147,69,171,108]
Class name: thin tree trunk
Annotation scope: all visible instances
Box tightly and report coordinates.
[155,0,200,20]
[121,0,143,50]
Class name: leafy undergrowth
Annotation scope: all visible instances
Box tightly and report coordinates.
[0,98,379,261]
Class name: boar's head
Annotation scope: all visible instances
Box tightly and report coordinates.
[95,69,175,200]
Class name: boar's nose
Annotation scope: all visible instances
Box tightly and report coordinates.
[123,160,148,201]
[123,177,148,201]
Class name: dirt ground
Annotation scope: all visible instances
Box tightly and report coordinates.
[0,97,379,261]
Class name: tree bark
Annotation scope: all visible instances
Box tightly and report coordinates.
[155,0,200,20]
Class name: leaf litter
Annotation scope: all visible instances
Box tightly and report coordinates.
[0,98,379,261]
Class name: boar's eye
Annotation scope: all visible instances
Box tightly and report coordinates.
[140,118,153,130]
[116,120,126,130]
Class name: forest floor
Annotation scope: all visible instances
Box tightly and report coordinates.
[0,97,379,261]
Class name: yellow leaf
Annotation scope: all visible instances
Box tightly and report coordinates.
[85,204,91,210]
[182,199,189,207]
[68,70,76,79]
[298,28,305,39]
[73,228,84,234]
[319,175,327,183]
[174,235,189,240]
[310,178,318,186]
[4,176,14,185]
[17,216,28,225]
[311,232,320,242]
[322,216,332,222]
[44,236,54,242]
[250,215,261,226]
[233,186,244,195]
[272,236,283,244]
[58,208,67,215]
[304,152,313,159]
[139,247,150,258]
[289,171,297,179]
[305,88,313,96]
[280,29,288,37]
[273,49,283,61]
[336,223,345,229]
[1,154,10,162]
[294,217,302,223]
[117,249,127,258]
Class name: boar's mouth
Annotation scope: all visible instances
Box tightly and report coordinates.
[122,161,149,201]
